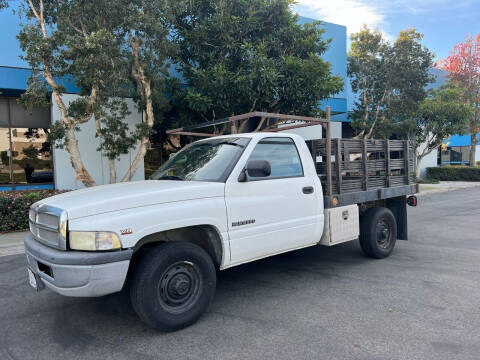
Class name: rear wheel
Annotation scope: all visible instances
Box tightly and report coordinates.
[359,207,397,259]
[130,242,216,331]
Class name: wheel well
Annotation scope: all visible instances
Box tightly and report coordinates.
[358,196,408,240]
[130,225,224,269]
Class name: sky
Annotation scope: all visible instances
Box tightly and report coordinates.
[293,0,480,60]
[0,0,479,68]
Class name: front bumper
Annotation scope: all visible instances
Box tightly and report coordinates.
[24,233,133,297]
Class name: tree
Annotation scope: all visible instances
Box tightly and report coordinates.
[413,85,471,179]
[169,0,343,131]
[22,144,40,159]
[119,0,175,182]
[348,27,434,139]
[440,35,480,166]
[18,0,171,186]
[19,0,126,186]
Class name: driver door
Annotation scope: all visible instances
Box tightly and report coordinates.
[225,137,318,265]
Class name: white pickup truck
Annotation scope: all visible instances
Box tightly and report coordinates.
[25,132,417,331]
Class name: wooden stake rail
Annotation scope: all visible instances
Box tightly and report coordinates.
[307,138,416,197]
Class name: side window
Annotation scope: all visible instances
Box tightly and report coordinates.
[247,137,303,179]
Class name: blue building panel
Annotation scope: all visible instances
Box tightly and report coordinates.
[444,134,480,147]
[298,17,348,121]
[0,66,81,95]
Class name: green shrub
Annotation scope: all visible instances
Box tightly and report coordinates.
[426,166,480,181]
[419,177,440,184]
[0,190,66,233]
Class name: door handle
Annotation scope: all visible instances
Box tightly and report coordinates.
[302,186,314,194]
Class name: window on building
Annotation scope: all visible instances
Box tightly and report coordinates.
[0,128,11,185]
[0,98,53,191]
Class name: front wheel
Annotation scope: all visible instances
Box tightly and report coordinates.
[359,207,397,259]
[130,242,216,331]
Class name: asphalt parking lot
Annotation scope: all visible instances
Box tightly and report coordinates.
[1,187,479,360]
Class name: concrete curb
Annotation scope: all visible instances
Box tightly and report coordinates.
[417,182,480,196]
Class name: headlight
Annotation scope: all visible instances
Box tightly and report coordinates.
[69,231,122,251]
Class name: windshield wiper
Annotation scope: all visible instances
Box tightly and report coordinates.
[215,141,245,147]
[156,175,184,181]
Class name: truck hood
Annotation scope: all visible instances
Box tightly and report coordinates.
[37,180,225,219]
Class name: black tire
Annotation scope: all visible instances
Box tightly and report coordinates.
[359,207,397,259]
[130,242,216,331]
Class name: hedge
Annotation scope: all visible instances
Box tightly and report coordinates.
[426,166,480,182]
[0,190,66,233]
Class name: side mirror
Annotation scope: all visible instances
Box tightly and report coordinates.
[238,160,272,182]
[246,160,271,178]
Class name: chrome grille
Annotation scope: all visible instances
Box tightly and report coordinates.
[37,212,59,227]
[29,205,66,250]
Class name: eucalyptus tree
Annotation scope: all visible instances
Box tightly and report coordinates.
[19,0,129,185]
[18,0,172,185]
[119,0,175,181]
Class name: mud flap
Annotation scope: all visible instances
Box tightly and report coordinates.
[387,196,408,240]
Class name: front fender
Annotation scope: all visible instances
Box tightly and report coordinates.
[68,197,229,251]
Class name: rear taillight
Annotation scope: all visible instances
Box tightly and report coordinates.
[407,196,417,207]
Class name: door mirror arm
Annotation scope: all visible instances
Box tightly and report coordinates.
[238,168,247,182]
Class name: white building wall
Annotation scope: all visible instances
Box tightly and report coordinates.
[416,139,438,179]
[279,121,342,139]
[52,94,144,190]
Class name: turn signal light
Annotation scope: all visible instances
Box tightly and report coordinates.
[407,196,417,207]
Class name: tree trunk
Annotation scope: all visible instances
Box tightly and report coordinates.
[415,155,423,181]
[108,158,117,184]
[27,0,97,188]
[65,126,96,187]
[121,33,154,183]
[469,133,477,166]
[121,137,149,182]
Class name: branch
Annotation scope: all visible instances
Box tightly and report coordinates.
[77,84,99,124]
[362,77,369,126]
[366,89,387,139]
[253,116,267,132]
[249,98,257,113]
[269,95,283,111]
[27,0,71,126]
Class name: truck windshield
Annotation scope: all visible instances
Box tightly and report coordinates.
[150,137,250,182]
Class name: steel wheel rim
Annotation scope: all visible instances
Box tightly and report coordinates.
[376,219,391,249]
[157,261,202,314]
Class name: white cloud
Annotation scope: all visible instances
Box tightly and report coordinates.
[293,0,393,40]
